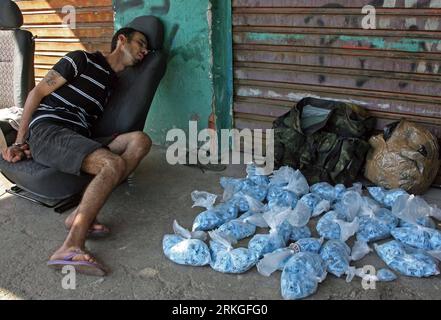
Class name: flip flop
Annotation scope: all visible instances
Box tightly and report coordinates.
[47,251,107,277]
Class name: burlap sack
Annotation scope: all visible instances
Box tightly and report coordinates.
[364,120,440,195]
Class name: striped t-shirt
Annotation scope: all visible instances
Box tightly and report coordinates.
[30,50,116,137]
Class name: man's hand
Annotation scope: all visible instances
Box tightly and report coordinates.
[1,143,32,163]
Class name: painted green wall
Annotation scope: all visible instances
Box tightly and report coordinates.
[114,0,232,145]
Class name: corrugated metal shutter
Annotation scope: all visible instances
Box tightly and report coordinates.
[15,0,114,84]
[232,0,441,185]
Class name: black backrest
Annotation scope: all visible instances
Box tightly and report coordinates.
[92,16,167,137]
[0,0,35,109]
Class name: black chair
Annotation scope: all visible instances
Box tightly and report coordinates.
[0,12,167,212]
[0,0,35,145]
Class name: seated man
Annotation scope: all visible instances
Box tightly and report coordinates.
[1,26,152,276]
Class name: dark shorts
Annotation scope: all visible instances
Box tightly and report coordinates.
[27,121,113,176]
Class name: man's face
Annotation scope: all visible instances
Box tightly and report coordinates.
[121,31,149,66]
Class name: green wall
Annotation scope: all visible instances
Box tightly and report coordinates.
[114,0,232,145]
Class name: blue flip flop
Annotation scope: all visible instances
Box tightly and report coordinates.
[47,251,107,276]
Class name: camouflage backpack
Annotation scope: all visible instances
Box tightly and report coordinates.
[273,97,376,186]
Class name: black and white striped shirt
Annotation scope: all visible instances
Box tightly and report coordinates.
[30,50,116,137]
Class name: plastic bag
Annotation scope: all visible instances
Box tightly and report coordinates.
[163,220,211,266]
[281,252,327,300]
[248,230,287,259]
[246,163,270,186]
[283,169,310,197]
[289,225,312,242]
[375,240,440,277]
[310,182,337,202]
[269,166,296,186]
[216,211,259,241]
[391,225,441,251]
[209,230,258,274]
[350,240,372,261]
[392,194,441,226]
[256,238,323,277]
[192,201,239,232]
[299,193,330,217]
[367,187,408,209]
[320,240,352,277]
[356,208,398,242]
[286,201,312,228]
[263,207,294,242]
[241,179,268,202]
[316,211,359,242]
[333,190,362,222]
[399,216,436,229]
[267,185,298,209]
[191,191,217,209]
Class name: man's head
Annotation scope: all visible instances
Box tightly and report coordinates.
[110,27,149,66]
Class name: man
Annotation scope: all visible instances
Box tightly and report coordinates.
[1,27,152,276]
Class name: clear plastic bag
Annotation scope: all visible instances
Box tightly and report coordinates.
[367,187,408,209]
[375,240,440,277]
[349,267,397,283]
[257,238,324,277]
[333,190,362,222]
[191,191,217,209]
[310,182,337,202]
[392,194,441,226]
[209,230,259,274]
[320,240,352,277]
[289,225,312,242]
[286,200,312,228]
[216,211,259,241]
[246,163,270,186]
[350,240,372,261]
[267,185,298,209]
[391,225,441,251]
[163,220,211,266]
[281,252,327,300]
[356,208,398,242]
[299,193,330,218]
[192,201,239,232]
[316,211,359,242]
[283,169,310,197]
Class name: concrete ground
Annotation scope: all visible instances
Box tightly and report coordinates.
[1,145,441,300]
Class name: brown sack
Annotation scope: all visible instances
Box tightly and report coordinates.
[364,120,440,195]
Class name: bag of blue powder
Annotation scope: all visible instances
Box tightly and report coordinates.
[281,252,328,300]
[216,209,267,241]
[375,240,440,277]
[208,230,259,274]
[163,220,211,266]
[192,199,239,232]
[320,239,353,277]
[357,208,399,242]
[391,225,441,251]
[257,238,324,276]
[299,193,330,218]
[316,211,359,242]
[367,187,408,209]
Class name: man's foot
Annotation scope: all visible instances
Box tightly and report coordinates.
[65,210,110,237]
[48,248,107,276]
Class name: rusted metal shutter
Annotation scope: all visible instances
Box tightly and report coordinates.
[232,0,441,185]
[16,0,114,84]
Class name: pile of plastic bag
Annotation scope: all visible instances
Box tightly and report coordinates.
[162,164,441,300]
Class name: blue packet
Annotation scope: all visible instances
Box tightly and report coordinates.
[367,187,408,209]
[320,240,352,277]
[267,185,298,209]
[316,211,359,242]
[209,231,259,274]
[310,182,336,202]
[163,221,211,266]
[356,208,399,242]
[375,240,440,277]
[391,226,441,251]
[281,252,327,300]
[289,225,312,242]
[192,201,239,231]
[216,211,258,241]
[377,268,397,282]
[399,216,436,229]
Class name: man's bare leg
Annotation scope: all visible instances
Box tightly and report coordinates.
[50,148,126,268]
[64,131,152,231]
